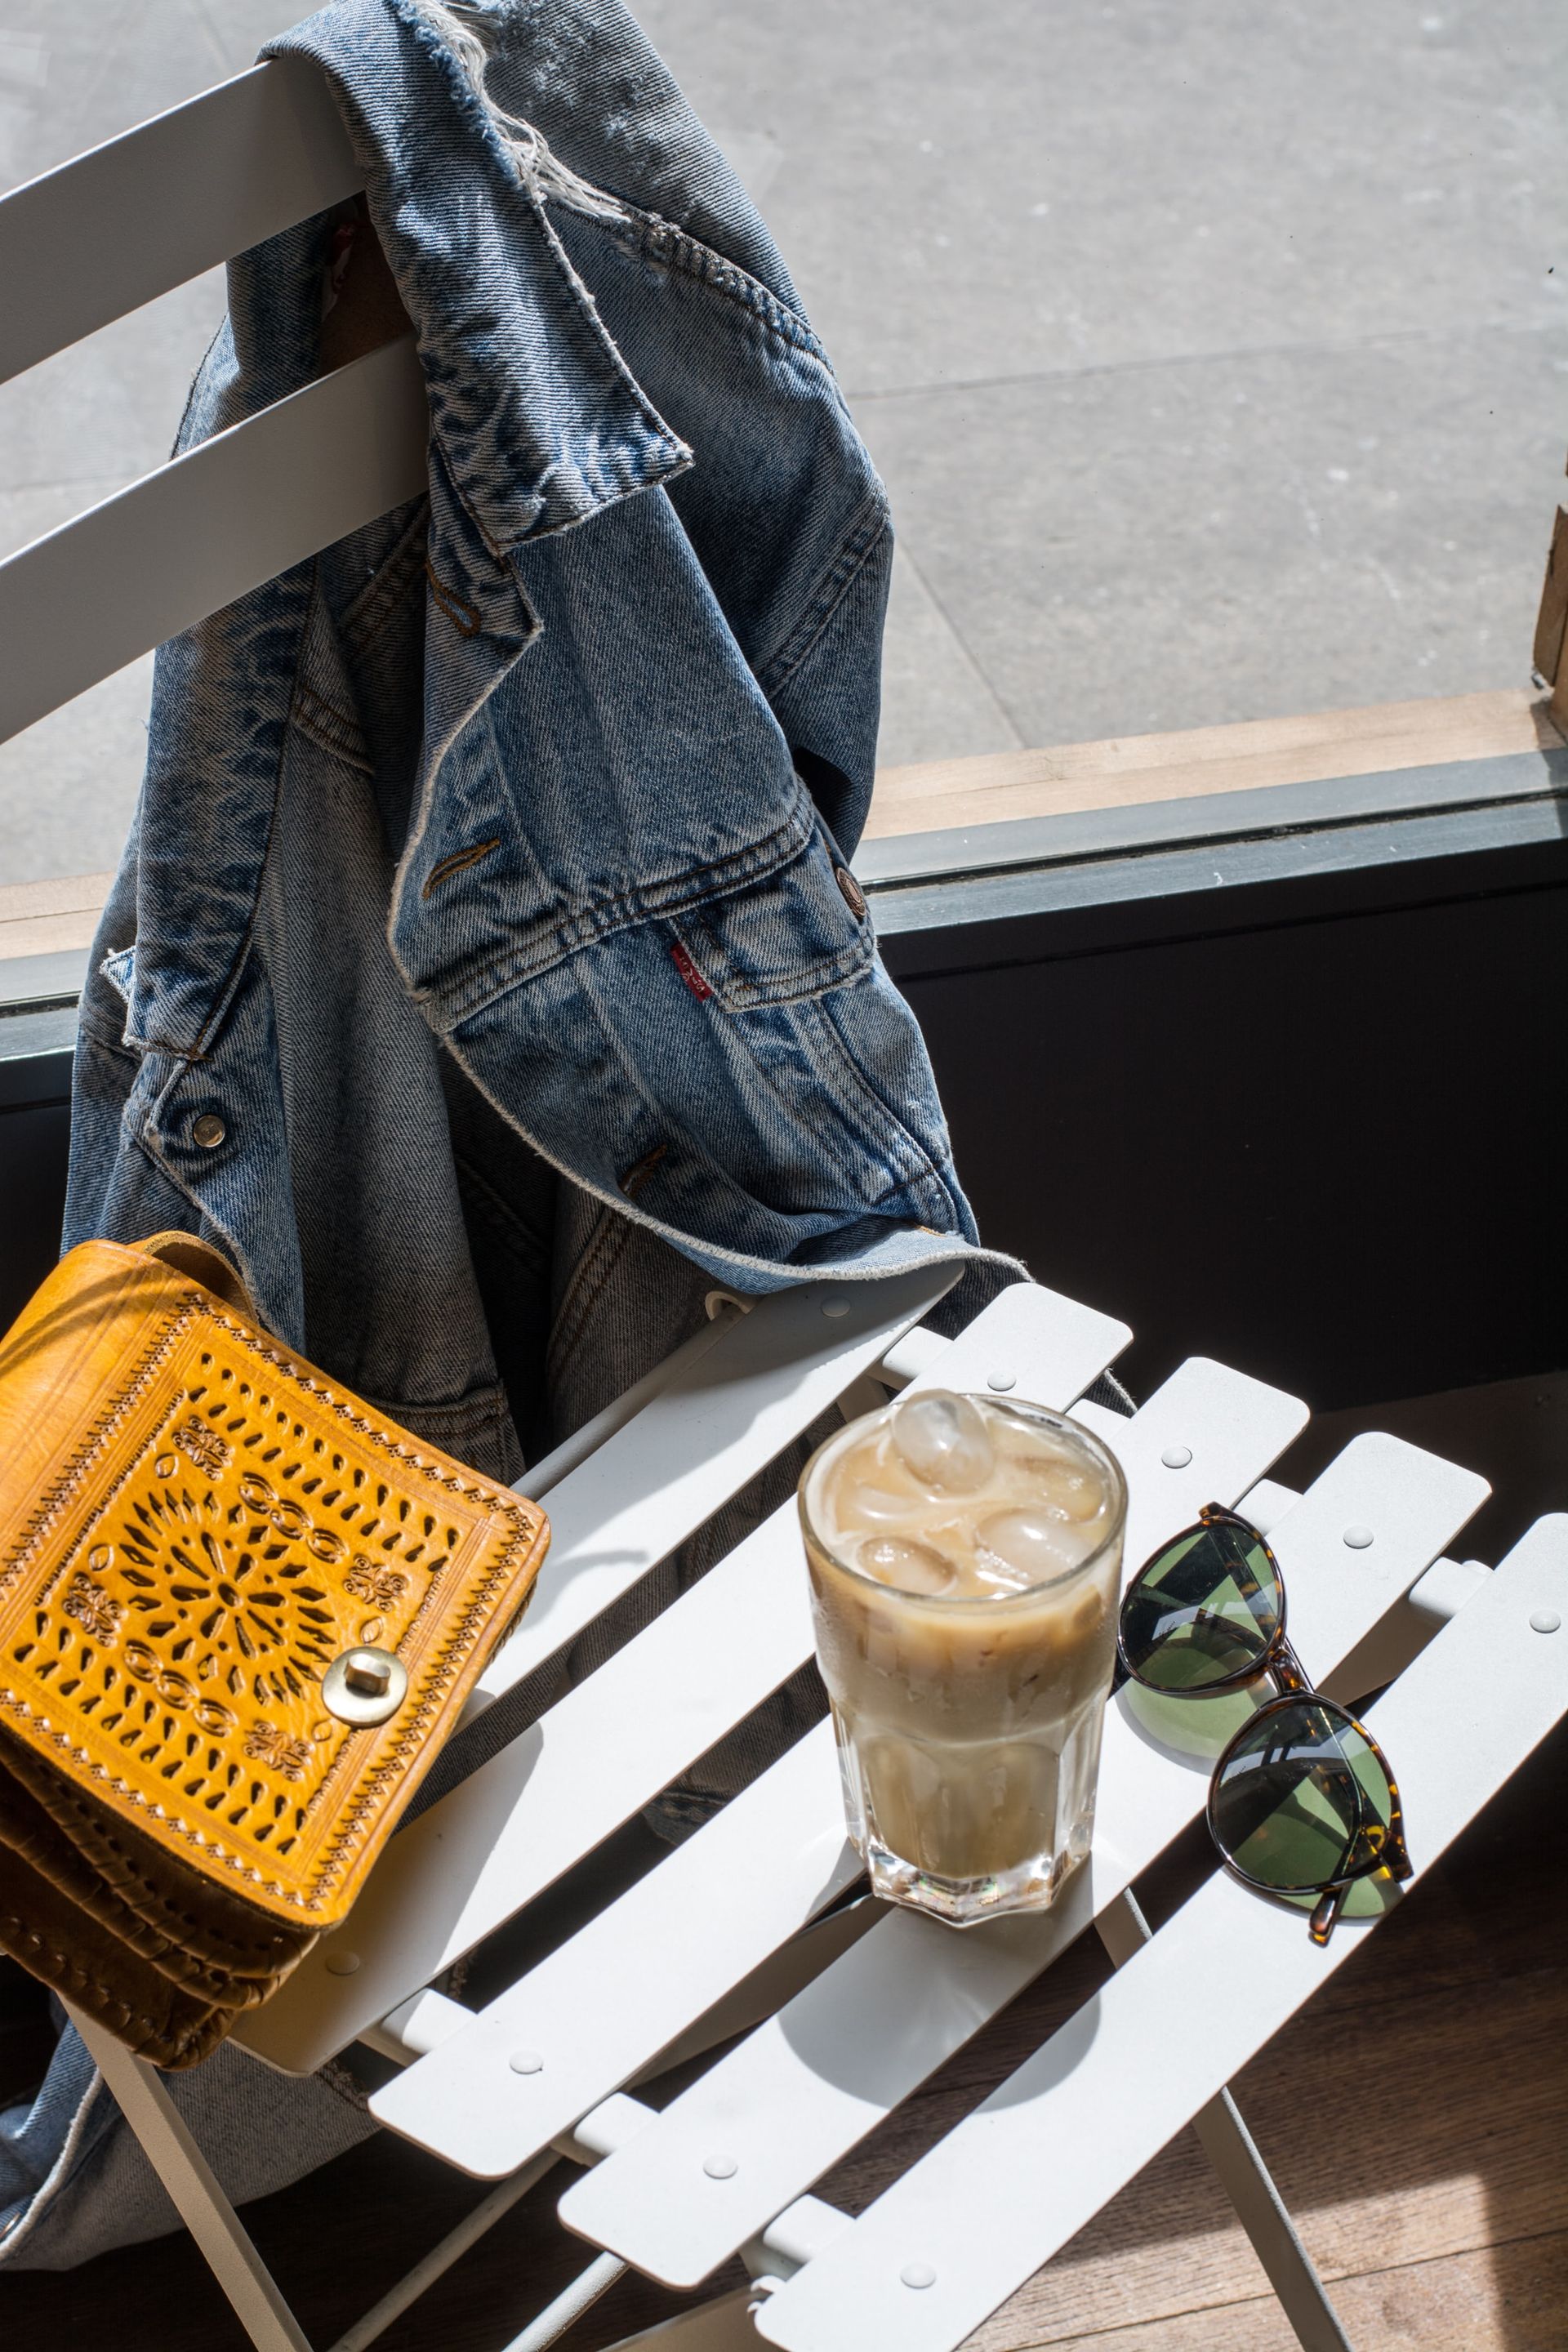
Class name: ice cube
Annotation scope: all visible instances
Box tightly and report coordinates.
[889,1391,994,1493]
[829,1431,928,1533]
[856,1535,959,1597]
[974,1507,1087,1590]
[1033,1463,1104,1525]
[844,1484,928,1527]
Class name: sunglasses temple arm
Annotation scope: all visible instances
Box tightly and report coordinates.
[1308,1881,1350,1946]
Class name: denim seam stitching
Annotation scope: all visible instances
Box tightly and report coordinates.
[289,678,374,776]
[684,901,873,1011]
[74,1011,141,1064]
[756,498,891,698]
[546,1206,630,1387]
[550,1217,635,1384]
[611,211,826,359]
[550,1205,621,1363]
[340,497,432,651]
[136,565,317,1062]
[439,1023,991,1290]
[806,991,954,1208]
[387,0,690,510]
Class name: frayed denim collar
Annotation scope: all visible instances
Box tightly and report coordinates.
[263,0,693,552]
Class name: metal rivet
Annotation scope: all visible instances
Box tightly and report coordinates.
[987,1371,1016,1392]
[192,1112,226,1149]
[1530,1609,1561,1635]
[834,864,867,920]
[900,2261,937,2290]
[1160,1446,1192,1470]
[323,1645,408,1726]
[324,1948,361,1976]
[822,1299,851,1319]
[702,2154,738,2180]
[509,2049,544,2075]
[1343,1525,1375,1550]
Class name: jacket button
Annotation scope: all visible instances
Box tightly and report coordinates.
[834,865,867,920]
[192,1113,227,1149]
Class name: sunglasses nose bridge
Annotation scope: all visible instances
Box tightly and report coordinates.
[1267,1633,1312,1699]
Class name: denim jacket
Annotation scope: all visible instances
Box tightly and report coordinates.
[64,0,988,1486]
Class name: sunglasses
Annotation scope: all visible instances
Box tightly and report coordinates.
[1116,1503,1410,1944]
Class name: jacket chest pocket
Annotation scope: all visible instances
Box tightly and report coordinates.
[672,831,874,1011]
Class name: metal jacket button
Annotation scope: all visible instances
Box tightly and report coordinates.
[192,1113,226,1149]
[835,865,867,920]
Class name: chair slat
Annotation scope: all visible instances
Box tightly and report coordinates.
[367,1281,1133,2162]
[752,1517,1568,2352]
[0,60,360,388]
[236,1269,972,2074]
[555,1428,1486,2286]
[376,1355,1311,2184]
[0,333,427,751]
[477,1272,1090,1704]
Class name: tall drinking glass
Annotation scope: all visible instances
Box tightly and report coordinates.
[800,1390,1128,1927]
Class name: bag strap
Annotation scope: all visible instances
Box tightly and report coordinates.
[135,1231,260,1321]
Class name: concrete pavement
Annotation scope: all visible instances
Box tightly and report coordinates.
[2,0,1564,880]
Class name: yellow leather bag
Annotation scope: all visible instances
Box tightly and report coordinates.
[0,1233,549,2067]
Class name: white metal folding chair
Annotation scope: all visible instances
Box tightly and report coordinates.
[3,64,1565,2352]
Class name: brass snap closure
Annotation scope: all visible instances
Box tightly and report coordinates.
[834,865,867,920]
[192,1112,227,1149]
[323,1645,408,1726]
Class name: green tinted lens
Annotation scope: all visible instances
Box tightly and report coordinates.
[1119,1517,1282,1691]
[1210,1699,1396,1893]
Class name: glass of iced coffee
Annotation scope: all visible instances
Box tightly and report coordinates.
[800,1389,1128,1927]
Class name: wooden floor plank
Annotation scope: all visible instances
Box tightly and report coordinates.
[960,1965,1568,2348]
[1019,2234,1568,2352]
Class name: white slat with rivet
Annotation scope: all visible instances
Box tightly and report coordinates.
[378,1351,1306,2181]
[556,1428,1485,2284]
[753,1517,1568,2352]
[0,60,361,385]
[0,336,430,751]
[238,1272,1102,2074]
[474,1268,964,1704]
[368,1279,1132,2164]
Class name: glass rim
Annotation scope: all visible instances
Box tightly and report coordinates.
[799,1391,1129,1606]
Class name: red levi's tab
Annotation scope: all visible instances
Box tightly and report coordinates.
[670,941,713,1001]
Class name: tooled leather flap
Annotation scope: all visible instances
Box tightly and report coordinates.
[0,1240,548,1927]
[135,1231,256,1316]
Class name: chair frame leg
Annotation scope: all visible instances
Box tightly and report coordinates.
[1097,1894,1354,2352]
[599,2285,762,2350]
[66,2004,314,2352]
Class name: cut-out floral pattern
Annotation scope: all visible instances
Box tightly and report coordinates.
[243,1721,313,1780]
[117,1484,338,1689]
[343,1556,409,1610]
[60,1572,122,1644]
[173,1416,234,1477]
